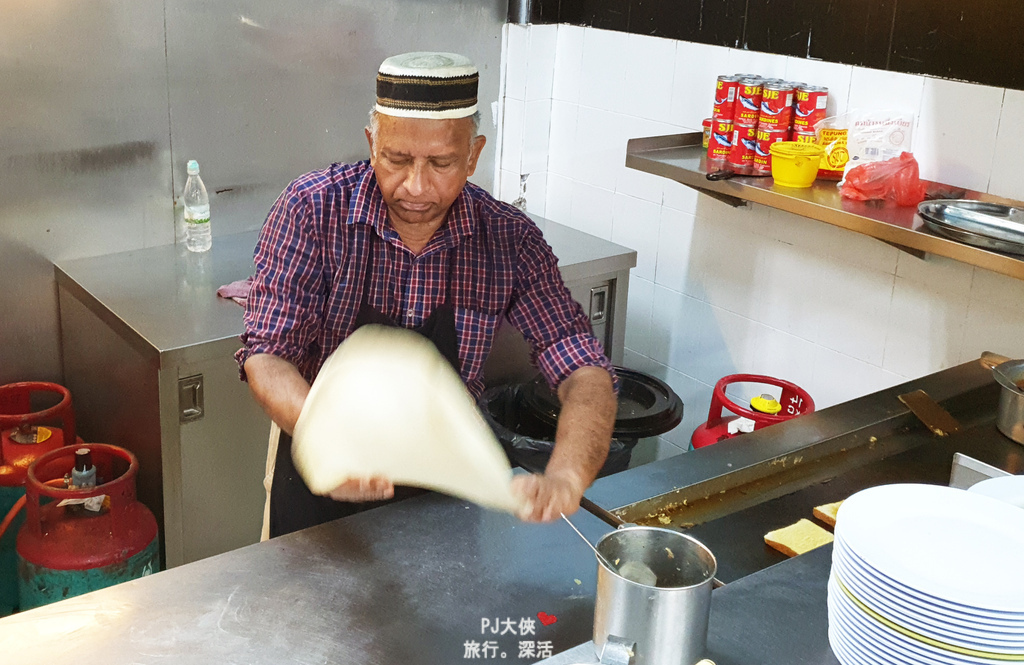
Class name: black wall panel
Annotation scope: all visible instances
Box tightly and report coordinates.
[527,0,1024,91]
[630,0,747,48]
[889,0,1024,90]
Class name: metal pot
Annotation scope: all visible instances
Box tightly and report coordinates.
[980,353,1024,445]
[593,526,717,665]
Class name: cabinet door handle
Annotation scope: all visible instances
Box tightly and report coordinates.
[178,375,204,423]
[589,285,609,325]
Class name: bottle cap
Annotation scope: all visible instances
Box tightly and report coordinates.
[75,447,93,472]
[187,159,200,175]
[750,394,782,415]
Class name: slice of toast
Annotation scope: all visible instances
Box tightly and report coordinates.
[813,500,843,528]
[765,519,834,558]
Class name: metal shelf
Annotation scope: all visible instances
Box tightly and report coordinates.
[625,132,1024,281]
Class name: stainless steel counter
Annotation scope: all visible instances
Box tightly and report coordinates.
[3,359,1019,664]
[0,487,612,664]
[53,216,636,367]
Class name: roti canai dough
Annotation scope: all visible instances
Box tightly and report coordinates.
[291,325,519,513]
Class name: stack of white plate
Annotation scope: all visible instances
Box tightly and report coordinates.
[828,483,1024,665]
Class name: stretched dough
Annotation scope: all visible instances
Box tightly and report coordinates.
[291,325,519,513]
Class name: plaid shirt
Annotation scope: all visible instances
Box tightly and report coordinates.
[236,161,613,398]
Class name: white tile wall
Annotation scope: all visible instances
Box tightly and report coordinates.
[522,98,551,174]
[619,33,677,122]
[572,106,629,191]
[504,24,530,102]
[989,89,1024,202]
[497,25,1024,443]
[568,181,614,239]
[526,25,558,102]
[847,68,926,118]
[670,41,732,131]
[914,78,1004,191]
[547,100,578,178]
[578,29,631,112]
[524,172,547,217]
[624,276,655,358]
[552,24,585,103]
[499,97,525,173]
[611,193,661,281]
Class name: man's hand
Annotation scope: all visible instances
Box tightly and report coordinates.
[511,471,586,522]
[509,366,615,523]
[326,476,395,502]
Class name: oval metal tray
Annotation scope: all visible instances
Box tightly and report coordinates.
[918,200,1024,255]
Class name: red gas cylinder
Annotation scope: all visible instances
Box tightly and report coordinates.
[691,374,814,449]
[16,444,159,610]
[0,382,81,489]
[0,382,82,615]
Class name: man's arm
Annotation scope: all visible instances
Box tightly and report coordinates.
[511,365,616,522]
[245,352,394,501]
[244,353,310,437]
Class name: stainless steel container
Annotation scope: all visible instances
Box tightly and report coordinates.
[593,527,717,665]
[995,360,1024,445]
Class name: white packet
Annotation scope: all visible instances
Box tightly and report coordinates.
[841,110,915,182]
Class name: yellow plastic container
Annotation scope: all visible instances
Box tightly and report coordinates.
[769,142,825,188]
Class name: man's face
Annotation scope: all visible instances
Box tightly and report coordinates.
[367,114,486,231]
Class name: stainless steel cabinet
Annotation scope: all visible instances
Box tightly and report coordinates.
[56,220,636,568]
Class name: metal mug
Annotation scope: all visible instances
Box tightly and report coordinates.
[995,359,1024,445]
[593,526,717,665]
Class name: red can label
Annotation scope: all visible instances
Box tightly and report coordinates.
[727,123,758,173]
[794,86,829,129]
[707,118,734,163]
[793,130,818,144]
[758,85,794,131]
[753,128,790,173]
[713,76,740,120]
[736,80,763,125]
[702,117,713,148]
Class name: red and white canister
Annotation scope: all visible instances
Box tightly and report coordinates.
[793,85,829,130]
[758,82,795,131]
[713,75,740,120]
[753,127,790,174]
[735,77,764,126]
[707,118,734,165]
[727,123,758,175]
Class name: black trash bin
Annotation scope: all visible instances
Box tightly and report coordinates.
[480,366,684,477]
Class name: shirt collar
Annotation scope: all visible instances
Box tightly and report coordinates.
[344,161,476,252]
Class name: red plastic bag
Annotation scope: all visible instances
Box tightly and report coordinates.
[840,152,928,206]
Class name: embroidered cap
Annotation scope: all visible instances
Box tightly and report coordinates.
[376,52,479,119]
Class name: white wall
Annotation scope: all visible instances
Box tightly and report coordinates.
[495,23,1024,462]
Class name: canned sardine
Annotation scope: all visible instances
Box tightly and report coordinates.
[736,78,764,125]
[713,75,740,120]
[707,118,734,165]
[794,85,829,130]
[758,82,795,131]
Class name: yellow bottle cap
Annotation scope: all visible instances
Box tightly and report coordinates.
[750,394,782,415]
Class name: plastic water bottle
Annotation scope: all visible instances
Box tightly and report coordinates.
[183,159,211,253]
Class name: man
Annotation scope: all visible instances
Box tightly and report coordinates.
[237,52,616,538]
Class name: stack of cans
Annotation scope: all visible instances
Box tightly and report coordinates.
[706,75,829,176]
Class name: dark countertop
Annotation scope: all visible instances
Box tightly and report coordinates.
[0,490,613,664]
[1,360,1019,664]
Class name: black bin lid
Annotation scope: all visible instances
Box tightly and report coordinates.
[520,366,683,439]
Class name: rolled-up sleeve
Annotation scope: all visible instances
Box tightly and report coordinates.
[506,222,617,391]
[235,184,325,381]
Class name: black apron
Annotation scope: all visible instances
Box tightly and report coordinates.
[269,229,462,538]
